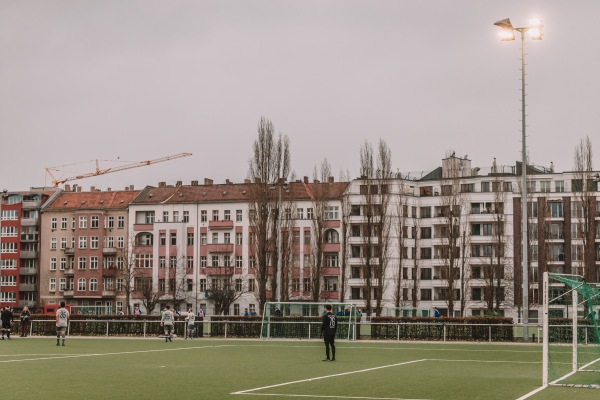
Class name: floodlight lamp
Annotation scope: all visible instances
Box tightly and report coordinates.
[499,29,516,41]
[494,18,515,41]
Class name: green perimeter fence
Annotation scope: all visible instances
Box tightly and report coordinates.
[9,315,595,343]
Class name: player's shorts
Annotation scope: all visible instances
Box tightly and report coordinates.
[164,324,173,332]
[1,321,11,329]
[56,326,67,333]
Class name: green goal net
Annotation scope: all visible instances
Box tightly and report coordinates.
[543,273,600,388]
[260,302,357,340]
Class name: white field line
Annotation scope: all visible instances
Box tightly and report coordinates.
[232,359,427,396]
[242,344,541,354]
[235,394,429,400]
[514,385,547,400]
[427,358,539,365]
[0,344,235,363]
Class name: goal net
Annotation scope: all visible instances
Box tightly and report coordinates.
[543,272,600,388]
[381,307,430,317]
[260,302,357,340]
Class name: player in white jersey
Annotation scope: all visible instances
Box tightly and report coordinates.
[55,301,70,346]
[161,305,175,342]
[185,308,195,339]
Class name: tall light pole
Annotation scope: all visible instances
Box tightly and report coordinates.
[494,18,543,342]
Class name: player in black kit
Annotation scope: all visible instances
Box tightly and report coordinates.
[320,304,337,362]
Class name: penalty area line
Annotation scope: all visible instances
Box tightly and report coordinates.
[232,359,427,396]
[234,394,429,400]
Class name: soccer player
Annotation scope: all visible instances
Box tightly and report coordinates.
[161,305,175,342]
[321,304,337,362]
[185,307,195,339]
[56,301,70,346]
[1,306,14,340]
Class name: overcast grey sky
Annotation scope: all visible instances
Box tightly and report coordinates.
[1,1,599,191]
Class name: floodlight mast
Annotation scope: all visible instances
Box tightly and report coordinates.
[494,18,543,343]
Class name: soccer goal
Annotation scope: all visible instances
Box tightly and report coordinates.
[260,302,358,340]
[543,272,600,388]
[381,307,430,317]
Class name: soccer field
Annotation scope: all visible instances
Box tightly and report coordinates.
[1,338,598,400]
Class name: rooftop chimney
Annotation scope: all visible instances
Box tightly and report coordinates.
[328,176,334,183]
[76,186,82,192]
[176,181,182,187]
[225,179,231,184]
[90,186,95,192]
[244,179,251,184]
[129,185,134,190]
[204,178,213,185]
[64,184,71,192]
[158,182,166,188]
[191,180,198,186]
[303,176,309,184]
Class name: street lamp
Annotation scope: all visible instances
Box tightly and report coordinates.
[494,17,543,343]
[270,178,288,304]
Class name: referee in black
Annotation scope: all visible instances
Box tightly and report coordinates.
[321,304,337,362]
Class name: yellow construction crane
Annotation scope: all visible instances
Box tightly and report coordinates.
[45,153,192,187]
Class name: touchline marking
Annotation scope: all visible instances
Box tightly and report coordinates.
[0,344,235,363]
[427,358,539,365]
[236,393,429,400]
[232,359,427,395]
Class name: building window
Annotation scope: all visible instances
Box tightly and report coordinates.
[60,258,66,270]
[187,233,194,246]
[159,256,166,268]
[78,257,86,270]
[201,233,207,245]
[236,210,242,222]
[550,202,564,218]
[555,181,564,193]
[211,255,219,267]
[201,210,207,222]
[540,181,551,193]
[297,208,304,219]
[324,253,339,267]
[212,210,219,221]
[78,236,87,249]
[481,182,490,192]
[90,278,98,291]
[91,215,99,228]
[50,237,57,250]
[200,279,207,291]
[78,278,86,291]
[79,216,87,228]
[224,232,231,244]
[236,256,242,267]
[224,210,231,221]
[325,206,339,220]
[50,258,57,270]
[303,278,311,292]
[201,256,207,268]
[235,278,242,292]
[118,216,125,228]
[91,236,99,249]
[420,289,432,301]
[61,217,68,230]
[236,232,242,245]
[248,279,255,292]
[187,257,193,269]
[170,233,177,246]
[173,211,179,222]
[212,232,218,244]
[49,278,56,292]
[162,211,169,223]
[307,208,314,219]
[183,211,189,223]
[90,256,98,269]
[51,217,58,230]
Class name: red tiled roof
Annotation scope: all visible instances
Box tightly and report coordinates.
[44,190,141,210]
[131,181,349,204]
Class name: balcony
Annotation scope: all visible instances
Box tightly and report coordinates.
[134,223,154,231]
[205,243,234,253]
[63,290,74,297]
[103,247,117,255]
[19,283,36,292]
[21,217,39,226]
[19,267,37,276]
[102,290,116,297]
[64,248,75,256]
[321,243,340,252]
[64,269,74,276]
[18,300,36,308]
[22,200,41,209]
[20,233,39,242]
[208,220,234,230]
[20,250,38,259]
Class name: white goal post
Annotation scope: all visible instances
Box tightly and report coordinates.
[260,302,358,340]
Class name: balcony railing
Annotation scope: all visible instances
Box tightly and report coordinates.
[19,267,37,276]
[103,247,117,255]
[19,283,36,292]
[102,290,116,297]
[208,220,234,230]
[64,248,75,255]
[20,233,39,242]
[20,250,38,259]
[22,200,41,209]
[63,290,74,297]
[20,218,39,226]
[64,269,74,276]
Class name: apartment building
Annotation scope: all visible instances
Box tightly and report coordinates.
[0,188,56,311]
[39,186,140,313]
[345,155,600,321]
[128,178,348,315]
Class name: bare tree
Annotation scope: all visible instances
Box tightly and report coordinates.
[339,169,352,302]
[165,247,189,312]
[247,116,291,311]
[135,276,159,315]
[116,232,145,314]
[411,211,422,309]
[573,136,598,283]
[438,154,465,316]
[206,260,247,315]
[393,178,410,311]
[358,139,393,315]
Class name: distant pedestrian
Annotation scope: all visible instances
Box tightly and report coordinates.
[320,304,337,362]
[244,308,249,317]
[20,306,31,337]
[161,305,175,342]
[56,301,70,346]
[434,307,440,318]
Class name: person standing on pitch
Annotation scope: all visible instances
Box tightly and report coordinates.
[320,304,337,362]
[185,307,195,339]
[20,306,31,337]
[161,305,174,342]
[1,306,14,340]
[56,301,69,346]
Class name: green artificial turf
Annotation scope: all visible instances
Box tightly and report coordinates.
[1,337,598,400]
